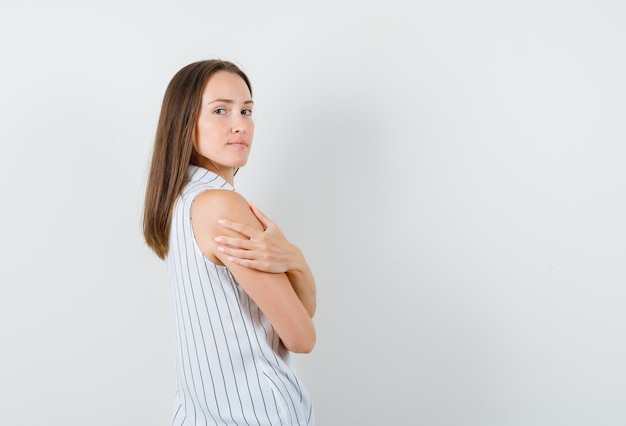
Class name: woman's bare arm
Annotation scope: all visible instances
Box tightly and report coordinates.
[213,202,316,317]
[192,190,315,353]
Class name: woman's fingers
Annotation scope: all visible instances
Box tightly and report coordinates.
[216,243,282,273]
[215,204,294,273]
[216,244,254,260]
[217,218,260,238]
[214,235,253,250]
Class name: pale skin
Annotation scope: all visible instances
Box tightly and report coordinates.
[189,71,316,353]
[214,202,317,317]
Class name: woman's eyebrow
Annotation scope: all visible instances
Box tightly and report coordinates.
[208,98,254,105]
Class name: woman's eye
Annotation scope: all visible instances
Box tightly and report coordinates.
[242,109,253,116]
[214,108,226,115]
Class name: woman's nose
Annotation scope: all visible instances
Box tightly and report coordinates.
[231,115,248,133]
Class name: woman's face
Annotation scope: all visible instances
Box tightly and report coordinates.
[193,71,254,176]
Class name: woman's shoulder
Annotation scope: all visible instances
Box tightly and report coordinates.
[193,189,248,217]
[191,189,259,264]
[192,189,258,235]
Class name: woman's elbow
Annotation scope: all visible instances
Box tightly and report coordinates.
[285,329,316,354]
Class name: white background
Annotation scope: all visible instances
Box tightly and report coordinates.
[1,1,625,425]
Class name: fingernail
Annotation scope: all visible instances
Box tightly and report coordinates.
[217,219,226,224]
[214,237,222,242]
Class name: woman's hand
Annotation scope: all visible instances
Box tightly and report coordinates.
[214,201,317,317]
[213,202,300,273]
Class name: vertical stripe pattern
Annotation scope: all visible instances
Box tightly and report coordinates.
[166,165,314,426]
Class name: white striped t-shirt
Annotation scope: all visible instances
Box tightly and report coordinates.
[166,165,314,426]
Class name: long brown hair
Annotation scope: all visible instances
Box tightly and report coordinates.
[143,59,252,259]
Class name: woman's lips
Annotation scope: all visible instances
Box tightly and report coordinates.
[228,140,248,148]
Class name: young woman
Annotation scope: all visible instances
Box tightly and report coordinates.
[143,59,316,425]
